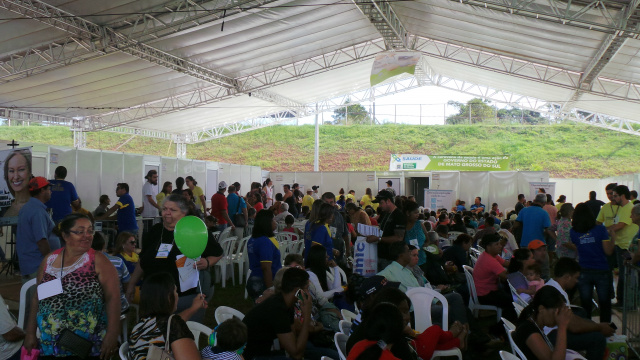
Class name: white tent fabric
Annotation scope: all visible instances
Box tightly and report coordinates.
[1,0,639,137]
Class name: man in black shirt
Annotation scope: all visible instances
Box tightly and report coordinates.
[585,190,606,218]
[243,268,312,360]
[366,191,406,271]
[515,194,526,214]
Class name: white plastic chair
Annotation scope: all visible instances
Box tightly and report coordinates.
[508,280,530,307]
[214,306,245,324]
[214,236,237,287]
[276,232,295,242]
[277,222,287,232]
[341,309,357,323]
[243,225,253,238]
[406,288,463,360]
[326,266,348,286]
[506,329,528,360]
[186,321,213,348]
[501,317,516,331]
[513,302,525,316]
[499,350,521,360]
[334,332,348,360]
[463,265,502,321]
[119,341,129,360]
[470,254,478,266]
[338,320,352,335]
[217,227,233,243]
[244,269,251,299]
[231,236,250,284]
[18,278,37,329]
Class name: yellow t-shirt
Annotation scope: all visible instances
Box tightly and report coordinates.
[156,192,166,205]
[555,203,564,212]
[192,186,205,211]
[360,194,378,210]
[302,195,315,210]
[597,202,638,249]
[346,193,356,202]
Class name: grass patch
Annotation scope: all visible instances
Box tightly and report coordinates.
[1,123,640,178]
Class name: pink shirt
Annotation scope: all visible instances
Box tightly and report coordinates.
[473,252,506,296]
[543,204,558,226]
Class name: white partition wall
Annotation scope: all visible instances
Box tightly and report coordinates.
[49,147,77,182]
[124,154,144,210]
[488,172,519,214]
[100,152,124,202]
[76,150,102,209]
[161,158,178,189]
[459,172,490,210]
[348,172,376,198]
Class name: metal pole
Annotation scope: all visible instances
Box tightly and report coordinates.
[372,101,375,125]
[314,103,319,171]
[345,105,348,125]
[395,104,397,123]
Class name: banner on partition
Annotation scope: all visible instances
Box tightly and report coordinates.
[370,52,421,86]
[529,182,556,200]
[0,147,32,212]
[424,189,456,211]
[389,154,510,171]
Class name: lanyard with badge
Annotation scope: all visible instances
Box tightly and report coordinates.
[156,228,174,258]
[611,203,621,224]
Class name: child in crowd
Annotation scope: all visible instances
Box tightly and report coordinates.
[204,215,218,233]
[525,263,545,292]
[201,318,247,360]
[282,215,302,240]
[247,207,256,224]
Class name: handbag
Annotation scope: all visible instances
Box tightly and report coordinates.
[234,213,246,228]
[55,249,93,359]
[146,314,176,360]
[58,328,93,359]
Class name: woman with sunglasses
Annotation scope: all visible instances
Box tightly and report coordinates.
[23,213,121,360]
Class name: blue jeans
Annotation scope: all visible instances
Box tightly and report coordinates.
[578,268,612,322]
[246,276,266,300]
[548,328,606,360]
[217,223,228,232]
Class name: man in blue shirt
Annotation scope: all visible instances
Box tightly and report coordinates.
[470,197,485,215]
[45,166,79,223]
[17,177,61,281]
[226,184,247,240]
[515,193,556,247]
[98,183,138,235]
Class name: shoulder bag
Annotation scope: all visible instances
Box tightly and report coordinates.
[146,314,176,360]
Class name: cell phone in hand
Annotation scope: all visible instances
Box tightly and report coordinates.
[610,322,618,331]
[295,289,304,301]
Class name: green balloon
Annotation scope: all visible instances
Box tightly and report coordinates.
[174,216,208,259]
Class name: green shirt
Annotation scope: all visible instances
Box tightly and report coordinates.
[377,261,420,292]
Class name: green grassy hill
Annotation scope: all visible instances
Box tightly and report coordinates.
[1,123,639,178]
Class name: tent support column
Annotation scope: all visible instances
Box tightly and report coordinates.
[176,142,187,159]
[73,129,86,149]
[314,103,319,171]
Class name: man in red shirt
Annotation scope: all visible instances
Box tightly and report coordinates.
[211,181,235,232]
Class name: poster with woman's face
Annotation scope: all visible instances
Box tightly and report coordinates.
[0,147,32,213]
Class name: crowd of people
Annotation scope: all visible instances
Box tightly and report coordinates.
[3,158,640,360]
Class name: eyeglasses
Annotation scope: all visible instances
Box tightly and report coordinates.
[68,229,95,236]
[128,241,136,244]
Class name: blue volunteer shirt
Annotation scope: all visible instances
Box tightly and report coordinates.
[45,179,78,223]
[516,205,551,247]
[570,225,610,270]
[17,197,61,276]
[470,203,486,212]
[116,193,138,233]
[247,236,282,278]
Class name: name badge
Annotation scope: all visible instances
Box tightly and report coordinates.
[330,227,337,237]
[409,239,419,248]
[613,216,620,225]
[156,243,173,258]
[38,278,63,300]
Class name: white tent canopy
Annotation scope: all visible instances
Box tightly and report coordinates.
[2,0,640,149]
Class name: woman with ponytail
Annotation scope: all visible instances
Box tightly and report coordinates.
[347,303,405,360]
[513,286,572,360]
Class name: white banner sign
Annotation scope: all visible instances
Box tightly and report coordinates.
[424,189,456,212]
[529,182,556,200]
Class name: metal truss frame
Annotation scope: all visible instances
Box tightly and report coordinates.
[73,129,86,148]
[413,36,640,104]
[79,39,386,131]
[352,0,412,50]
[0,0,236,87]
[450,0,640,38]
[562,0,640,110]
[249,90,310,117]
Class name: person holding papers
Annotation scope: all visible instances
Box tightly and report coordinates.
[126,194,222,323]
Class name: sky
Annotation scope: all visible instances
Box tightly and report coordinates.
[293,83,477,126]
